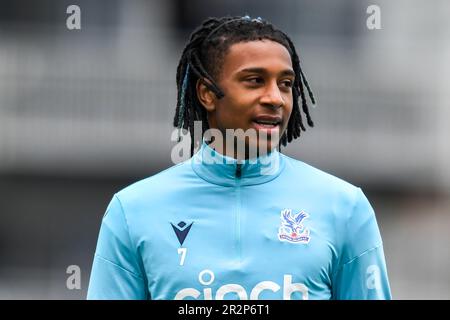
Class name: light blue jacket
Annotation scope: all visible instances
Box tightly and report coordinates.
[87,141,391,300]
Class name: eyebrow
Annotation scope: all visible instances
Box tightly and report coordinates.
[237,67,295,78]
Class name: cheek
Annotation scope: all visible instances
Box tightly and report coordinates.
[214,99,245,128]
[283,98,294,117]
[284,98,293,111]
[216,96,252,124]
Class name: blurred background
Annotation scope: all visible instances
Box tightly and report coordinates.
[0,0,449,299]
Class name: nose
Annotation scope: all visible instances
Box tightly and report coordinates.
[260,82,284,108]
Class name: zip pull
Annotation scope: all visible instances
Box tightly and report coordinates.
[235,163,242,179]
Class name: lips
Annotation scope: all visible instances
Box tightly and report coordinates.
[251,115,282,130]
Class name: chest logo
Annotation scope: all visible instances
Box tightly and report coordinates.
[171,221,193,246]
[278,209,310,244]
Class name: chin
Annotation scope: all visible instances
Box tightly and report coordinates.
[229,130,283,159]
[260,141,278,153]
[248,139,279,157]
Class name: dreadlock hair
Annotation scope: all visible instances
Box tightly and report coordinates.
[173,15,316,157]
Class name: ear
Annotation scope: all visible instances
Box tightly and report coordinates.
[196,78,216,112]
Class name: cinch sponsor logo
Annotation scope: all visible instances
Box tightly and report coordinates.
[174,269,309,300]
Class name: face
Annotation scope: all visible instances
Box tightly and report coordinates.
[197,40,294,158]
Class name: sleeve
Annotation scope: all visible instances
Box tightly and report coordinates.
[87,195,149,300]
[332,188,392,300]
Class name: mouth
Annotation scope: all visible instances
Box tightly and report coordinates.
[251,116,282,131]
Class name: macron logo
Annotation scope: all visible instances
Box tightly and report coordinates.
[171,221,193,246]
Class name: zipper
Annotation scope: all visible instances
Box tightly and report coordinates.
[235,163,242,178]
[235,163,242,262]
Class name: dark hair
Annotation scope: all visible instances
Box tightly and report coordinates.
[173,15,315,156]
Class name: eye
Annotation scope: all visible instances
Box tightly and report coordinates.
[280,80,293,88]
[245,77,264,85]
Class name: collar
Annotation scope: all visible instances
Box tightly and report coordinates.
[191,140,285,187]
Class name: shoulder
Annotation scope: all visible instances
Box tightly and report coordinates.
[280,155,381,257]
[279,154,372,226]
[114,159,194,204]
[281,154,360,198]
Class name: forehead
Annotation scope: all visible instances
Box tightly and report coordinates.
[220,40,293,78]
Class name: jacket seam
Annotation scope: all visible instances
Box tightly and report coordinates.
[94,254,144,280]
[332,243,383,278]
[113,195,146,280]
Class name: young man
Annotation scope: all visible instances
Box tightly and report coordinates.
[87,15,391,300]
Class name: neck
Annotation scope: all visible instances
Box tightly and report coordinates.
[207,138,277,161]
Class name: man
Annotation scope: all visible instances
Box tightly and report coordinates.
[87,15,391,300]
